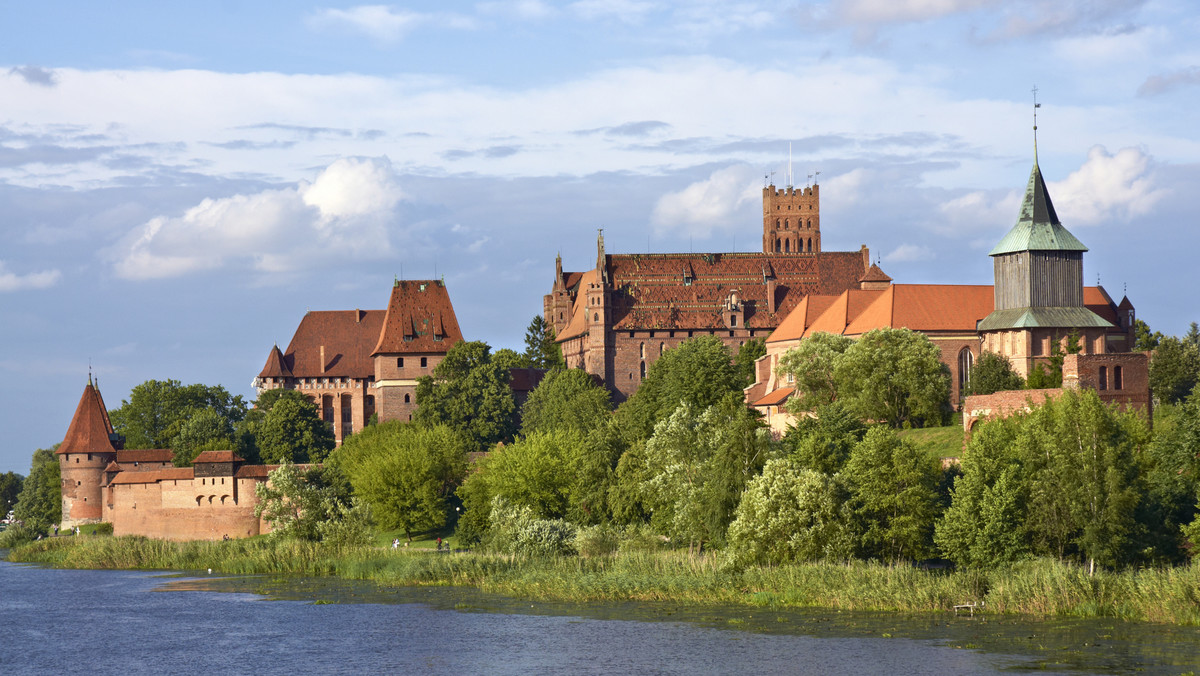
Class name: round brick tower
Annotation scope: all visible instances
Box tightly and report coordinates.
[57,379,121,529]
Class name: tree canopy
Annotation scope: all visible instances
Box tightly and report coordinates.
[1149,336,1200,405]
[964,351,1025,397]
[524,315,565,370]
[520,368,612,437]
[12,448,60,534]
[777,332,855,413]
[255,395,335,464]
[109,379,246,451]
[834,328,950,427]
[415,340,517,452]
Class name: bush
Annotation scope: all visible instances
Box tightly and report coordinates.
[575,524,621,557]
[485,497,577,557]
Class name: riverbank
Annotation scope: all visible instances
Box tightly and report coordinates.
[8,536,1200,625]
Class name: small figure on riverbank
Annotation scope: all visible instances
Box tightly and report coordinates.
[53,525,59,536]
[392,538,399,549]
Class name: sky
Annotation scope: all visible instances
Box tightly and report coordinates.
[3,0,1199,474]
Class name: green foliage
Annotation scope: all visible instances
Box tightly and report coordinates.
[727,459,853,565]
[491,348,530,371]
[842,427,942,562]
[777,332,855,414]
[523,315,565,370]
[1136,397,1200,562]
[12,448,61,535]
[1132,318,1162,352]
[255,463,367,543]
[1149,336,1200,405]
[834,328,950,428]
[333,422,467,540]
[1027,332,1083,390]
[1025,363,1060,389]
[415,340,517,452]
[734,337,766,387]
[520,368,612,437]
[109,379,246,450]
[0,471,23,513]
[617,335,743,441]
[485,497,578,557]
[255,395,335,464]
[171,408,236,467]
[965,351,1025,397]
[784,401,866,474]
[565,420,625,525]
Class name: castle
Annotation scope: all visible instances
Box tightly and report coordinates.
[546,183,886,402]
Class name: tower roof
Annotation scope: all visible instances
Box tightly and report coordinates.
[58,382,119,455]
[989,162,1088,256]
[372,280,464,355]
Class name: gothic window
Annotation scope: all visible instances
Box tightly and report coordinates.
[806,219,811,228]
[784,219,789,229]
[420,357,427,368]
[958,347,974,395]
[659,342,665,355]
[776,218,780,229]
[1114,365,1123,390]
[640,342,645,358]
[593,313,599,321]
[1099,366,1108,390]
[808,237,813,251]
[785,239,791,253]
[730,315,737,327]
[799,239,805,253]
[640,361,646,379]
[404,393,410,403]
[774,240,781,253]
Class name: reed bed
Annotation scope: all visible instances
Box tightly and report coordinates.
[8,537,1200,625]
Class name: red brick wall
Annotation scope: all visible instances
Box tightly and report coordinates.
[59,451,115,527]
[110,477,270,541]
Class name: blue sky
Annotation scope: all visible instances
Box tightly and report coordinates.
[2,0,1199,474]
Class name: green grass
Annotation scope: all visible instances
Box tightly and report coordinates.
[899,425,965,460]
[9,536,1200,625]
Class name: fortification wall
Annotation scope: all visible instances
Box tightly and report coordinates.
[110,477,269,541]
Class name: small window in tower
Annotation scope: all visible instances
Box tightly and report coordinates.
[404,393,411,403]
[398,357,404,368]
[420,357,428,368]
[1114,365,1123,390]
[784,219,789,229]
[640,361,646,379]
[593,313,599,321]
[1098,366,1108,390]
[730,315,737,327]
[776,219,780,229]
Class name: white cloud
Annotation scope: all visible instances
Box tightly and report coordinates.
[936,188,1020,235]
[570,0,657,23]
[883,243,935,262]
[307,5,475,41]
[478,0,557,20]
[1049,145,1166,225]
[833,0,997,25]
[651,164,760,237]
[111,157,403,280]
[0,261,61,292]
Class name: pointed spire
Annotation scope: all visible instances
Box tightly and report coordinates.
[58,382,118,455]
[989,162,1087,256]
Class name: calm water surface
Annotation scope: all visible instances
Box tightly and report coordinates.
[2,559,1197,675]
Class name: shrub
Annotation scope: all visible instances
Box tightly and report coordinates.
[486,497,577,557]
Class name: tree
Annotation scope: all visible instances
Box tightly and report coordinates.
[255,395,335,464]
[1133,318,1162,352]
[964,351,1025,397]
[0,471,23,515]
[842,427,942,562]
[834,328,950,428]
[492,348,531,371]
[12,448,61,534]
[520,368,612,437]
[333,422,467,541]
[727,459,853,565]
[734,337,766,387]
[108,379,246,450]
[783,401,867,475]
[1149,336,1200,405]
[777,332,855,414]
[171,408,236,467]
[415,340,517,452]
[1135,391,1200,563]
[255,463,368,543]
[1026,332,1082,390]
[523,315,565,370]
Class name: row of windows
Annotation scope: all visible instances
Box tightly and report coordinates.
[774,203,815,210]
[396,357,429,368]
[1099,366,1124,391]
[626,329,757,339]
[774,219,814,229]
[773,238,814,253]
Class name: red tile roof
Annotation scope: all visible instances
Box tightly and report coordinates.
[803,289,886,337]
[557,269,601,341]
[58,383,118,455]
[193,451,244,464]
[845,285,994,335]
[373,280,464,356]
[859,263,892,283]
[116,449,175,463]
[1084,286,1120,325]
[753,386,795,407]
[109,467,194,484]
[264,308,387,380]
[259,345,292,378]
[767,294,839,343]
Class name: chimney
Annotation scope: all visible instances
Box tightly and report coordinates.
[320,346,326,374]
[355,309,363,323]
[766,279,777,314]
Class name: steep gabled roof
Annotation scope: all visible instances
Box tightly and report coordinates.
[557,268,602,341]
[267,309,387,379]
[803,289,886,337]
[752,386,795,407]
[858,263,892,284]
[259,344,292,378]
[373,280,464,356]
[845,284,994,335]
[989,162,1088,256]
[58,382,118,455]
[767,294,839,344]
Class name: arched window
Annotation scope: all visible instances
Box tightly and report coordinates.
[807,237,813,251]
[404,393,410,403]
[640,342,645,358]
[776,218,780,229]
[806,219,811,228]
[196,496,202,506]
[593,313,599,321]
[784,239,791,253]
[774,240,781,253]
[958,347,974,396]
[784,219,789,229]
[799,239,805,253]
[1114,365,1123,390]
[659,342,665,355]
[1098,366,1108,390]
[639,361,646,379]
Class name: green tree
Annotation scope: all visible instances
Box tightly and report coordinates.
[1135,393,1200,563]
[964,351,1025,397]
[415,340,517,452]
[492,348,531,371]
[108,379,246,450]
[0,471,23,515]
[834,328,950,428]
[777,332,855,414]
[171,408,236,467]
[783,401,866,475]
[727,459,853,565]
[1027,332,1083,390]
[842,427,942,562]
[1133,318,1162,352]
[255,463,368,543]
[523,315,565,370]
[520,368,612,437]
[333,422,467,541]
[255,395,335,464]
[1149,336,1200,405]
[12,448,61,534]
[734,337,767,387]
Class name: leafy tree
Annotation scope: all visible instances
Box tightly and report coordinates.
[12,448,61,534]
[520,368,612,437]
[616,335,743,441]
[842,427,942,562]
[734,337,766,387]
[727,459,853,565]
[109,379,246,450]
[1135,393,1200,562]
[1149,336,1200,405]
[171,408,236,466]
[1026,332,1083,390]
[523,315,565,370]
[255,395,335,464]
[485,497,577,557]
[333,422,467,541]
[1186,322,1200,351]
[255,463,368,543]
[0,471,23,515]
[1133,318,1162,352]
[415,340,517,452]
[492,348,531,371]
[834,328,950,428]
[964,351,1025,397]
[783,401,866,475]
[566,419,626,525]
[777,332,855,414]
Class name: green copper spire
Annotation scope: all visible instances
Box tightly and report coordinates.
[988,162,1087,256]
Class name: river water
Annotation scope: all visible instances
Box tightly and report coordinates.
[1,559,1197,675]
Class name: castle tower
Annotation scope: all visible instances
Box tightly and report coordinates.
[978,160,1112,376]
[584,231,613,383]
[57,378,122,529]
[544,253,574,335]
[762,183,820,254]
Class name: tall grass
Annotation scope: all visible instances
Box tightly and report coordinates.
[8,537,1200,625]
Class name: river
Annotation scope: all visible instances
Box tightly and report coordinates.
[1,559,1197,674]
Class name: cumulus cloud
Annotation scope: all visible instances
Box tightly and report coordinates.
[307,5,474,41]
[570,0,658,23]
[8,65,58,87]
[883,243,935,263]
[111,157,403,280]
[1049,146,1166,226]
[1138,67,1200,97]
[651,165,760,237]
[936,188,1020,236]
[0,261,61,292]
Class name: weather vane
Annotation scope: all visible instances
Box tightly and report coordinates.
[1032,85,1041,160]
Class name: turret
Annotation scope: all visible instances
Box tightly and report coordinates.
[57,378,122,529]
[762,183,820,254]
